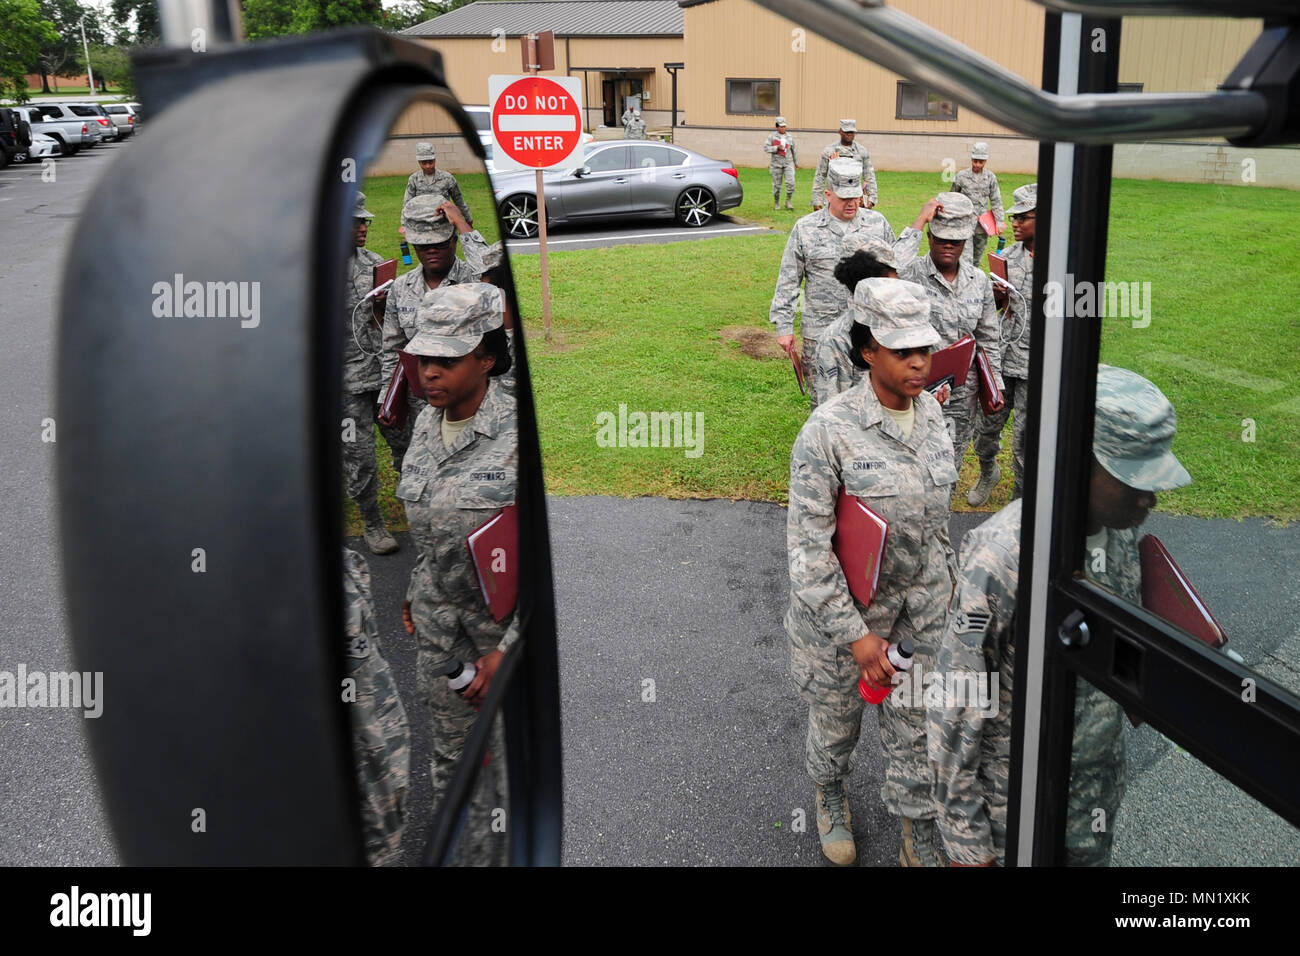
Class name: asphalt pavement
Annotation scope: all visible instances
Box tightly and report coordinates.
[504,215,774,254]
[3,142,1297,867]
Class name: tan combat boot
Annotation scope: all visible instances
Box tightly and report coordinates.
[814,780,856,865]
[966,461,1002,507]
[898,817,942,867]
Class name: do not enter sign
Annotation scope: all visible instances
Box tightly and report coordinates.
[488,74,585,172]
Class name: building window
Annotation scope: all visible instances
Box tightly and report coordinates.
[895,82,958,120]
[1117,82,1144,93]
[726,78,779,115]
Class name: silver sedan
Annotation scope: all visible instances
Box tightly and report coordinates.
[491,140,743,239]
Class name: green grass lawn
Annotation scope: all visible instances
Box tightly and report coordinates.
[347,167,1300,533]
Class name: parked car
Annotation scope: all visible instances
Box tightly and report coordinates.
[61,103,118,142]
[490,140,743,238]
[125,101,144,124]
[23,131,62,162]
[9,105,91,154]
[0,107,30,168]
[102,103,137,137]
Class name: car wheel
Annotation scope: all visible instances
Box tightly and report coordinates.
[676,187,716,228]
[13,148,28,163]
[501,194,540,239]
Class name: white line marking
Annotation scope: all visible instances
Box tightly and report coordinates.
[498,115,577,132]
[507,226,768,248]
[1146,351,1283,393]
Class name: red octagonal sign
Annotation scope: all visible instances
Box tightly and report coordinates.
[489,74,584,171]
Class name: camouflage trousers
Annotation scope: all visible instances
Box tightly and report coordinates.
[941,382,980,471]
[379,392,434,476]
[342,390,406,522]
[352,659,411,866]
[416,639,509,866]
[770,162,795,197]
[801,331,828,412]
[963,231,990,271]
[790,603,943,819]
[1066,677,1126,866]
[974,376,1028,498]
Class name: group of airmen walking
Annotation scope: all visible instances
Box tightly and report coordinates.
[771,123,1186,865]
[341,140,519,865]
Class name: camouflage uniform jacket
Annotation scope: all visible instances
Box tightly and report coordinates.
[344,247,387,394]
[343,546,411,866]
[998,240,1033,379]
[813,312,867,403]
[952,168,1004,229]
[764,132,798,167]
[396,379,520,656]
[403,168,473,225]
[624,118,647,139]
[898,240,1005,387]
[769,208,900,338]
[786,381,958,653]
[811,140,878,206]
[379,257,483,386]
[930,499,1021,865]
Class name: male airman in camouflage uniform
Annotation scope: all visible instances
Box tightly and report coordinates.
[475,242,517,400]
[812,119,878,209]
[771,159,913,412]
[342,546,411,866]
[929,365,1191,865]
[951,142,1004,268]
[764,116,798,210]
[624,109,647,140]
[342,193,401,554]
[897,191,1004,473]
[404,141,473,225]
[787,279,958,866]
[969,183,1036,506]
[396,284,516,866]
[379,193,488,471]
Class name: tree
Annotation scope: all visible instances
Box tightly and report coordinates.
[241,0,385,40]
[75,42,133,96]
[30,0,104,93]
[0,0,58,103]
[109,0,159,45]
[384,0,449,32]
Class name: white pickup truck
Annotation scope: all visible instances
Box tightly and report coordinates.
[9,104,96,156]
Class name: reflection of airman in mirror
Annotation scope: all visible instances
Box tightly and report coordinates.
[786,279,958,867]
[929,365,1191,866]
[378,194,490,471]
[394,284,517,865]
[343,192,401,554]
[343,546,410,866]
[970,183,1036,506]
[476,242,517,399]
[404,141,473,226]
[771,159,909,413]
[764,116,798,211]
[812,119,877,209]
[897,192,1004,486]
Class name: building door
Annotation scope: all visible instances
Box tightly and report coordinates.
[601,76,645,127]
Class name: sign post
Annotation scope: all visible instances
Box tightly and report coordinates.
[490,38,580,340]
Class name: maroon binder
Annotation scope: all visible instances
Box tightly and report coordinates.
[372,258,397,290]
[925,335,976,394]
[978,210,999,237]
[791,349,806,396]
[832,488,889,607]
[467,505,519,622]
[1139,535,1228,649]
[988,252,1008,284]
[975,347,1004,415]
[378,362,408,429]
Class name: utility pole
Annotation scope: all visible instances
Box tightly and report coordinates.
[78,16,97,95]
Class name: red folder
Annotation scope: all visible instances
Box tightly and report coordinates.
[975,346,1004,415]
[988,252,1008,284]
[378,361,408,429]
[832,488,889,607]
[467,505,519,622]
[925,334,976,394]
[978,210,998,237]
[398,349,426,399]
[1139,535,1228,649]
[372,258,397,289]
[791,349,806,396]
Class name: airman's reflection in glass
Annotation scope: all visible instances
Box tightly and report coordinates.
[343,546,411,865]
[786,278,957,867]
[928,365,1190,866]
[395,284,516,865]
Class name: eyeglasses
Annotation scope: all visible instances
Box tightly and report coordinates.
[1012,213,1035,222]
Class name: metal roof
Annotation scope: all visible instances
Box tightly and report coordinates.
[402,1,684,38]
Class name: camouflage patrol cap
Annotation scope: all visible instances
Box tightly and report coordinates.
[842,236,897,271]
[405,283,505,358]
[1093,365,1191,491]
[1008,183,1037,216]
[826,158,864,199]
[775,116,787,126]
[353,191,374,221]
[852,277,940,349]
[839,118,857,132]
[971,141,990,160]
[402,193,456,244]
[930,191,976,240]
[415,141,436,161]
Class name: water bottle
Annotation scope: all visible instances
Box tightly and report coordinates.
[442,659,477,696]
[857,638,915,704]
[400,239,413,265]
[996,234,1006,253]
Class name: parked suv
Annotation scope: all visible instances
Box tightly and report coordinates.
[9,105,91,155]
[103,103,137,137]
[62,103,118,142]
[0,108,31,168]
